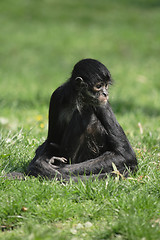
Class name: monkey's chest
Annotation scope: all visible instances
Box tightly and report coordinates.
[69,118,107,164]
[60,110,108,163]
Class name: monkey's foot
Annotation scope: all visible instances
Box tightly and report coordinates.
[49,157,67,166]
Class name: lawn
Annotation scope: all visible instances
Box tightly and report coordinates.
[0,0,160,239]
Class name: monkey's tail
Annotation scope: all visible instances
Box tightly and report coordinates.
[1,171,26,180]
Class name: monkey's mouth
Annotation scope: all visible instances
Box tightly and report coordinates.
[98,94,108,104]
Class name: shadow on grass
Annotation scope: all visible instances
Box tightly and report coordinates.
[122,0,160,8]
[112,100,160,117]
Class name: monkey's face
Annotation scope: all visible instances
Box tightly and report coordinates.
[89,82,109,106]
[75,77,109,107]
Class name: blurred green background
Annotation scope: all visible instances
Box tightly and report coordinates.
[0,0,160,153]
[0,1,160,239]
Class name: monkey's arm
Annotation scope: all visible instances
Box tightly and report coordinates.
[94,103,137,160]
[59,103,137,178]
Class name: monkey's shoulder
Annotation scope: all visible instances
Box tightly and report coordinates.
[51,82,75,105]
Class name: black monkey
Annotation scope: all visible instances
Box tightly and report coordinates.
[26,59,137,181]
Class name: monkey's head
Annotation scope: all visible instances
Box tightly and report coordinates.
[71,59,112,106]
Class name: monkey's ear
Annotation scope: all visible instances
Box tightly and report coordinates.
[75,77,83,83]
[75,77,84,89]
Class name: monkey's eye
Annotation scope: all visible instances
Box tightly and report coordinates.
[94,83,104,91]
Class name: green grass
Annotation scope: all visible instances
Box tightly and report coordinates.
[0,0,160,239]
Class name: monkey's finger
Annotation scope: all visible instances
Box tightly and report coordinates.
[50,157,67,164]
[56,157,67,163]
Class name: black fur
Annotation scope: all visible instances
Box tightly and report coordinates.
[26,59,137,181]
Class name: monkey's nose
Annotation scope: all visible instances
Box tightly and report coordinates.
[103,92,107,97]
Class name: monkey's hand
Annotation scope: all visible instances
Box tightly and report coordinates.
[49,157,67,166]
